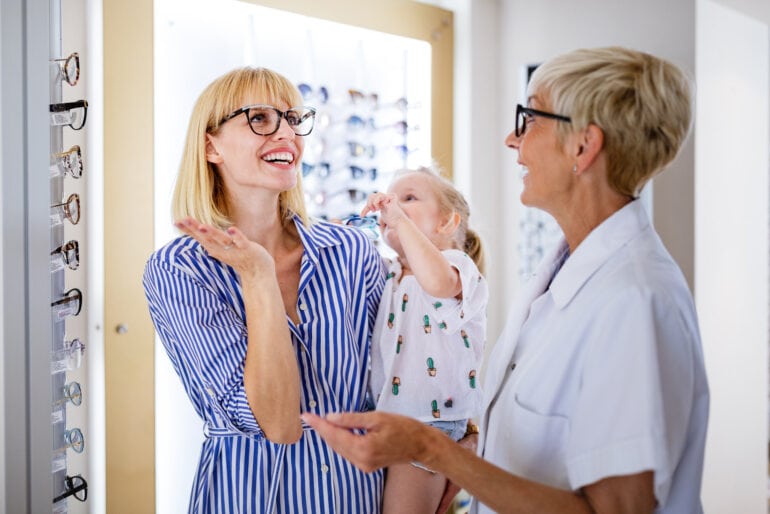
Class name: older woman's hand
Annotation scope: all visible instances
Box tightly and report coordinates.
[301,411,435,472]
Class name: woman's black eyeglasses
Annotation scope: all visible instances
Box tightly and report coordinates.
[220,105,316,136]
[514,104,571,137]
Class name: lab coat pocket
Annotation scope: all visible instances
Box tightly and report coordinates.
[508,397,571,490]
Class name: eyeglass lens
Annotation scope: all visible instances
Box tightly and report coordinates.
[243,106,315,136]
[51,52,80,86]
[51,145,83,179]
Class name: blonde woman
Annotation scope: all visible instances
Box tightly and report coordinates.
[143,67,385,513]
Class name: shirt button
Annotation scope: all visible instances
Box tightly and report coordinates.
[308,400,317,408]
[299,303,307,311]
[511,363,517,371]
[321,464,329,473]
[206,386,215,396]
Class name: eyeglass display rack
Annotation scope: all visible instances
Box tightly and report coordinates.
[49,0,87,511]
[2,0,87,511]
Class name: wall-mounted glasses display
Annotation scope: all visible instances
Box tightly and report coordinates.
[51,145,83,179]
[50,192,81,226]
[50,240,80,272]
[51,287,83,320]
[49,100,88,130]
[51,337,86,374]
[50,52,80,86]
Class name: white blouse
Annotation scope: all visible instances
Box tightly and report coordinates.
[370,249,489,423]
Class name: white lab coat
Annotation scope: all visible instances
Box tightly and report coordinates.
[473,200,709,514]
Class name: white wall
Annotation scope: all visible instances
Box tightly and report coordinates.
[497,0,696,303]
[696,1,769,512]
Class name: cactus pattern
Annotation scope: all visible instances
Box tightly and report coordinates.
[461,329,470,348]
[396,335,403,354]
[438,321,447,330]
[392,377,401,395]
[387,312,395,329]
[401,293,409,312]
[469,370,477,389]
[386,271,395,280]
[433,301,442,309]
[431,399,440,418]
[423,314,431,334]
[427,357,436,376]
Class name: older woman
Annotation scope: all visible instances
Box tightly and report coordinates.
[304,47,709,514]
[143,67,385,513]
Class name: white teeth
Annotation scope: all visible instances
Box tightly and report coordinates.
[263,152,294,163]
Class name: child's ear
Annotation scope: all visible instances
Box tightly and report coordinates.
[439,211,461,235]
[205,134,224,164]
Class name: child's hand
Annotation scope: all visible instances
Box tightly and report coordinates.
[361,192,407,229]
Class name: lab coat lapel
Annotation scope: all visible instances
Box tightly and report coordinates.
[479,240,568,433]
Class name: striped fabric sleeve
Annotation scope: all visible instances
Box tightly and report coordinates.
[143,256,263,436]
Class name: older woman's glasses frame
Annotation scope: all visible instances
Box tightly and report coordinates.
[50,52,80,86]
[514,104,571,137]
[220,104,316,136]
[50,100,88,130]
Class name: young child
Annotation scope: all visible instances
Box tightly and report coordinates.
[363,166,488,514]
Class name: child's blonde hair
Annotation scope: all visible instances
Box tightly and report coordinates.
[395,165,485,274]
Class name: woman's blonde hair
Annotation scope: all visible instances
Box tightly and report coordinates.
[172,67,310,228]
[529,46,693,197]
[396,166,485,275]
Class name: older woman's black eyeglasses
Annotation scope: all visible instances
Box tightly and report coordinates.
[220,105,316,136]
[515,104,571,137]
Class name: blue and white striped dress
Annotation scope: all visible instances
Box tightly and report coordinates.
[143,216,386,513]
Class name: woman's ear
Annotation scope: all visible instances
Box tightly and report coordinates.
[573,124,604,174]
[439,211,461,235]
[205,133,224,164]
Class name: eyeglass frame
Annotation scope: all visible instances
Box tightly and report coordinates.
[219,104,317,136]
[51,240,80,270]
[50,52,80,86]
[56,427,85,454]
[514,103,571,137]
[342,215,379,240]
[51,287,83,317]
[51,193,81,225]
[49,100,89,130]
[52,474,88,504]
[53,381,83,407]
[52,145,83,179]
